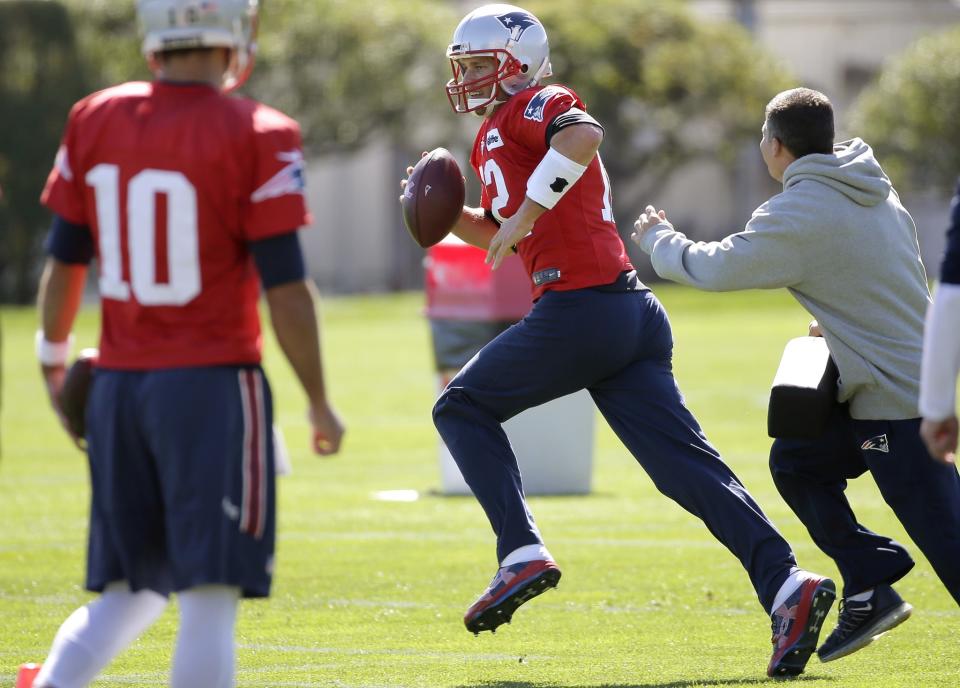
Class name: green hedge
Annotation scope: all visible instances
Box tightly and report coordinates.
[0,1,88,303]
[850,25,960,194]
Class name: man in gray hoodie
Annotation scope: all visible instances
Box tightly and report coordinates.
[632,87,960,663]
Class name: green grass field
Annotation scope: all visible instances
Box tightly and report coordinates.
[0,287,956,687]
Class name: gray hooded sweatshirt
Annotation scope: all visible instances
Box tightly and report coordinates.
[639,138,931,420]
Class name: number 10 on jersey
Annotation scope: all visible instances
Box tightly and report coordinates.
[86,163,201,306]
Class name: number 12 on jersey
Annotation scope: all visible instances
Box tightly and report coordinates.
[482,155,615,224]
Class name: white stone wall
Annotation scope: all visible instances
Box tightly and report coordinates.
[301,139,425,293]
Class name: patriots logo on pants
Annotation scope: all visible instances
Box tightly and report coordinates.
[861,434,889,453]
[496,11,538,40]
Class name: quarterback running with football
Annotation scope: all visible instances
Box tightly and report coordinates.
[33,1,344,686]
[404,4,835,677]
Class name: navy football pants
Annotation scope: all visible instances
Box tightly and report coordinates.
[770,405,960,604]
[433,287,797,611]
[86,366,276,598]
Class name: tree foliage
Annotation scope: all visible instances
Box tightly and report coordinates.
[60,1,146,88]
[0,0,792,302]
[526,0,792,213]
[249,0,457,154]
[53,0,458,155]
[0,1,89,303]
[0,0,456,302]
[849,26,960,195]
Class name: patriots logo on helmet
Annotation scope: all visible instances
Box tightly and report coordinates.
[496,11,539,41]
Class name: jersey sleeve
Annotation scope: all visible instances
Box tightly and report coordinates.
[45,215,95,264]
[509,85,582,153]
[243,108,312,241]
[40,102,87,224]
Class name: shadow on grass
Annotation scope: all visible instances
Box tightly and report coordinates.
[456,678,833,688]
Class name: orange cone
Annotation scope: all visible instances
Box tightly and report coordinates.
[15,663,41,688]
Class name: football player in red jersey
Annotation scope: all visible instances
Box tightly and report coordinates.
[33,1,344,686]
[407,4,834,677]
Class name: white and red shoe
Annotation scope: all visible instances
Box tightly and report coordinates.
[768,574,836,677]
[464,559,561,634]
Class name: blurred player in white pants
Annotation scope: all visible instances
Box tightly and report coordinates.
[920,181,960,465]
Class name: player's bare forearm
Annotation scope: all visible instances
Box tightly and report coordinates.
[452,206,499,249]
[38,258,87,342]
[265,279,328,406]
[549,122,603,165]
[37,258,87,444]
[485,198,545,269]
[265,279,344,455]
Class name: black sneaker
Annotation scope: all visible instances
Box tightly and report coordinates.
[817,584,913,662]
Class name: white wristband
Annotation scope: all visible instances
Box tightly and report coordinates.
[36,331,74,367]
[526,147,588,210]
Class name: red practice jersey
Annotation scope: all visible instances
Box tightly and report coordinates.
[470,84,632,299]
[42,81,310,369]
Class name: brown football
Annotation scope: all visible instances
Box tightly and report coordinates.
[401,148,465,248]
[59,348,98,440]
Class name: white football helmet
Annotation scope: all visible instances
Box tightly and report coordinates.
[445,4,552,114]
[137,0,259,91]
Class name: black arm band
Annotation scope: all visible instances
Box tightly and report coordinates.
[250,231,306,289]
[545,108,603,147]
[45,214,95,264]
[941,181,960,284]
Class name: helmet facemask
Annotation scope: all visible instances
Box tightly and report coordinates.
[222,9,258,93]
[445,49,522,114]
